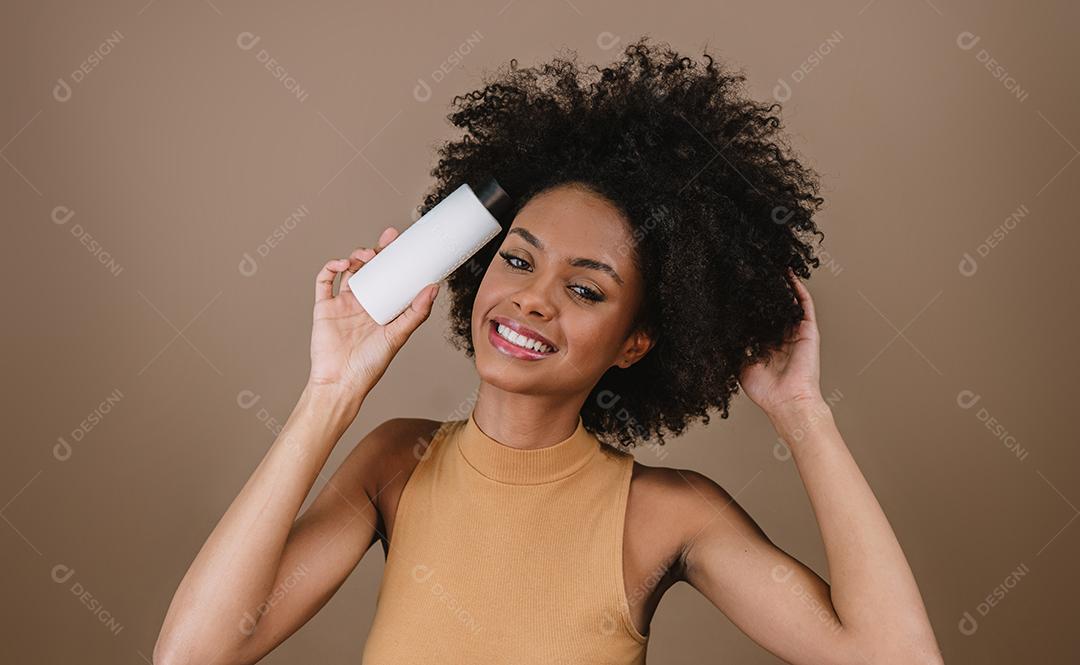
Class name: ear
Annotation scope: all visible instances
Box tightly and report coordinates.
[615,327,656,369]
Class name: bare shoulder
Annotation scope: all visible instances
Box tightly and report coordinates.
[623,461,704,581]
[353,417,447,500]
[626,461,765,580]
[341,417,452,549]
[628,461,732,522]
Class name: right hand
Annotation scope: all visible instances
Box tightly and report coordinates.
[308,226,440,394]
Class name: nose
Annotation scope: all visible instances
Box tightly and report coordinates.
[511,277,556,320]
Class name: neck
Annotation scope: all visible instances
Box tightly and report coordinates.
[473,381,587,451]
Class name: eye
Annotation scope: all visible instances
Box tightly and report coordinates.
[569,284,603,302]
[498,251,606,304]
[499,251,530,271]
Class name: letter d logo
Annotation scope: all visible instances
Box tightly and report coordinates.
[958,610,978,635]
[52,564,75,584]
[53,78,72,103]
[411,564,434,583]
[237,32,261,51]
[956,31,980,51]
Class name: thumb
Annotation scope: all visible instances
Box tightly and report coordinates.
[384,282,440,348]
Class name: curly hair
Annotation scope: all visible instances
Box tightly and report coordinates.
[417,35,826,450]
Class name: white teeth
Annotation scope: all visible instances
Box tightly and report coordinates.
[496,323,552,353]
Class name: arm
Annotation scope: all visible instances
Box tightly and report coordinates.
[154,383,371,665]
[154,228,441,665]
[678,270,943,665]
[677,406,943,664]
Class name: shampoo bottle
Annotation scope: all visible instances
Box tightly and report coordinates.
[347,178,512,325]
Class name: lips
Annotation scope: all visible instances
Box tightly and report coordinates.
[488,321,555,359]
[489,316,558,351]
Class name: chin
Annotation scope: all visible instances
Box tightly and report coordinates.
[474,347,561,396]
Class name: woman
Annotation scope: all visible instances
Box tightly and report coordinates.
[155,38,944,664]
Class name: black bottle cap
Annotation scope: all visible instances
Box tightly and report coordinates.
[474,177,512,222]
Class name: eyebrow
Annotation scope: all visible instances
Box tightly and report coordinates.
[508,227,624,286]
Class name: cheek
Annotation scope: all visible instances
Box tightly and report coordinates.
[470,274,502,335]
[563,316,620,362]
[474,264,520,308]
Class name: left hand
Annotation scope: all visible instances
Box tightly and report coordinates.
[737,268,824,417]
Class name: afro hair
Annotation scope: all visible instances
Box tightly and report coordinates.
[418,35,826,450]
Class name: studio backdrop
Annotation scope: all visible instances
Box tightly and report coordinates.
[3,0,1078,663]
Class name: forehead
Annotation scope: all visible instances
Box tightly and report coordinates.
[509,185,634,261]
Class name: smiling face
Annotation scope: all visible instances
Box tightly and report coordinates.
[471,182,655,397]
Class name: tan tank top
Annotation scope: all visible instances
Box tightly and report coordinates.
[361,409,649,664]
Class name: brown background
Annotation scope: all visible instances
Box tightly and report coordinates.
[3,0,1078,662]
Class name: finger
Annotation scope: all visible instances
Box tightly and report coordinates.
[788,269,816,323]
[375,226,399,252]
[344,227,397,279]
[383,282,439,348]
[344,246,377,276]
[315,258,351,302]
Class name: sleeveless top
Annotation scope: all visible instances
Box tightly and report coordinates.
[360,409,650,664]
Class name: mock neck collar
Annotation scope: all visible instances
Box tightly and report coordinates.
[456,409,599,485]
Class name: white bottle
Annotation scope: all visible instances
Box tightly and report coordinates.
[347,178,512,325]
